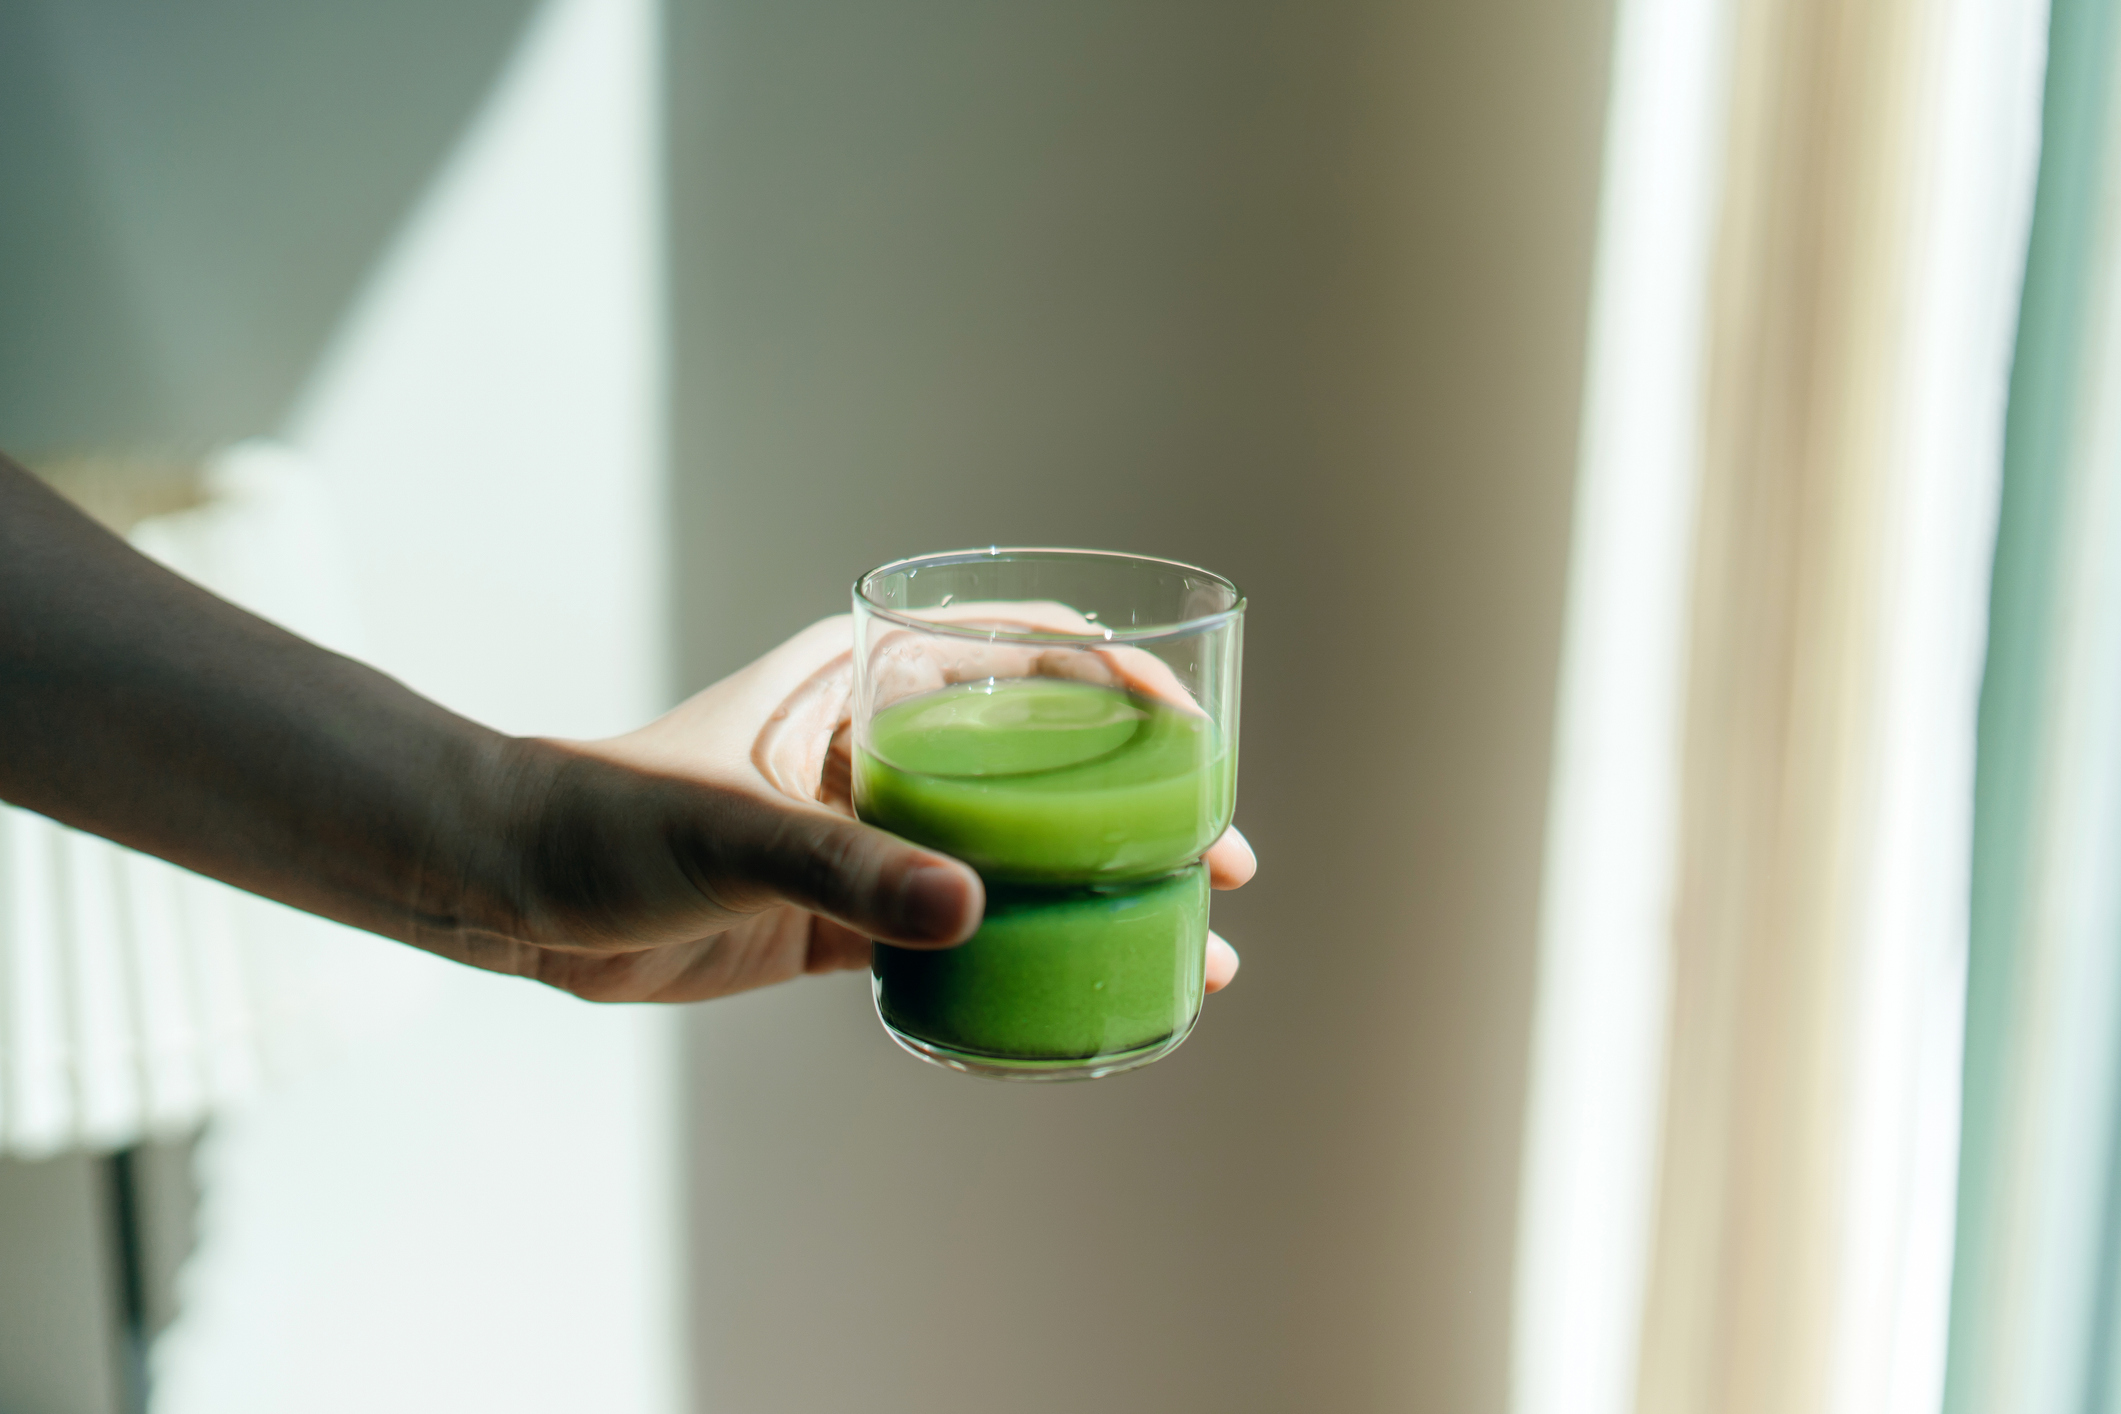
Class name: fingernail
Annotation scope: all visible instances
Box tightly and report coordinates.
[898,863,976,942]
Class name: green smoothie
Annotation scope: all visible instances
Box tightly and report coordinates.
[856,677,1233,1064]
[874,867,1210,1058]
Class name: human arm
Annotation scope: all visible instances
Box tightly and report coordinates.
[0,454,1246,1001]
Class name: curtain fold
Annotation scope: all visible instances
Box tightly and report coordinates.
[1514,0,2048,1408]
[1944,0,2121,1408]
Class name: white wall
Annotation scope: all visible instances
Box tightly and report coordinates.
[148,1,681,1410]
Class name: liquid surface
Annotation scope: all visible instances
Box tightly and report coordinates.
[856,677,1232,1065]
[856,677,1232,884]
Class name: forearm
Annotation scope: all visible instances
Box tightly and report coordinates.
[0,454,530,945]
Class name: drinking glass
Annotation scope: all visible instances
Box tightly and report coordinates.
[852,548,1243,1080]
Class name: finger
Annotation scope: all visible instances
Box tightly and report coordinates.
[817,718,856,815]
[1205,825,1256,889]
[1205,931,1240,993]
[608,615,855,777]
[530,907,818,1004]
[751,648,855,802]
[867,605,1209,722]
[867,602,1114,707]
[730,801,983,948]
[864,623,1114,707]
[804,915,875,973]
[1091,644,1205,716]
[906,599,1098,633]
[737,614,857,700]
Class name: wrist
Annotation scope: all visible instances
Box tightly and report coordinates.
[405,730,559,953]
[437,733,707,956]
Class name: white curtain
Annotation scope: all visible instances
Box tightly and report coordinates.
[1512,0,2049,1410]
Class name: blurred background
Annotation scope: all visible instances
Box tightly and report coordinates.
[0,0,1607,1409]
[669,0,1604,1409]
[4,0,2109,1411]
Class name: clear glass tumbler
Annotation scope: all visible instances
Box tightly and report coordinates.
[852,548,1243,1080]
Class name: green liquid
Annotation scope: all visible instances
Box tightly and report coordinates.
[856,678,1233,1063]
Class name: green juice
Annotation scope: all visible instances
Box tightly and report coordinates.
[856,677,1234,1066]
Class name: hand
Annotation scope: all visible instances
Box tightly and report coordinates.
[448,617,1254,1004]
[0,458,1251,1007]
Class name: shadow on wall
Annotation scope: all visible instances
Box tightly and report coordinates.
[0,0,537,458]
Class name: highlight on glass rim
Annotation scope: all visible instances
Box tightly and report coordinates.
[0,0,2100,1407]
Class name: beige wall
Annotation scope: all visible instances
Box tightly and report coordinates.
[667,2,1612,1410]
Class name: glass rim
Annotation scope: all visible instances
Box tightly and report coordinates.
[853,547,1246,647]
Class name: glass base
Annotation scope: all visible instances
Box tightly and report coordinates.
[874,989,1202,1081]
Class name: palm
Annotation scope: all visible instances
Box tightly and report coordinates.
[526,903,874,1004]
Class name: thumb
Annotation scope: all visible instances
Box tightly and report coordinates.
[730,800,984,948]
